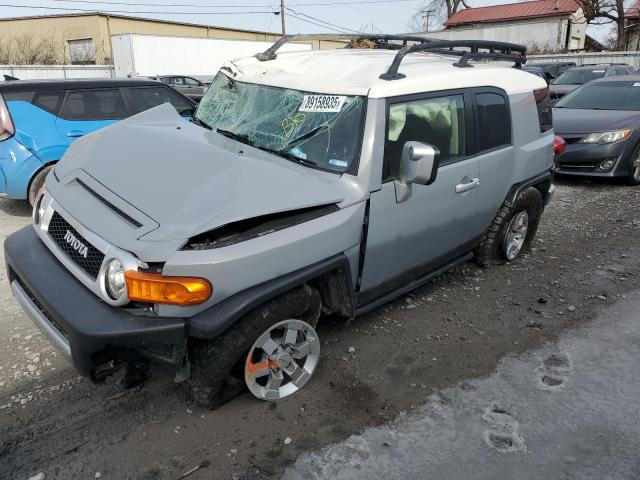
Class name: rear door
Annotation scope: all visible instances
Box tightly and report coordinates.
[55,88,129,144]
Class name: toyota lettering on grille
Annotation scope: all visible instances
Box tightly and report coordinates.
[63,230,89,259]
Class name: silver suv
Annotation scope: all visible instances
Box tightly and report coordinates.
[4,35,555,408]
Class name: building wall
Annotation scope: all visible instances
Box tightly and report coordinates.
[0,14,343,65]
[423,14,586,52]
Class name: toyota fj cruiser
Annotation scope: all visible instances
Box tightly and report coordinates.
[4,35,555,408]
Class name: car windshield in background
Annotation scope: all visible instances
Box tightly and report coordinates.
[554,82,640,111]
[194,73,365,174]
[553,69,606,85]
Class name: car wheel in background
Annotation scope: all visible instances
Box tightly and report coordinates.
[474,187,543,267]
[184,284,321,409]
[627,144,640,186]
[28,165,53,207]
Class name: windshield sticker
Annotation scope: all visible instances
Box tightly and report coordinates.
[593,70,605,73]
[282,113,306,136]
[299,95,347,113]
[289,146,308,160]
[634,82,640,87]
[329,159,348,168]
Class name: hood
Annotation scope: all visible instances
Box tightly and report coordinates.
[549,84,579,95]
[53,104,362,244]
[552,108,640,135]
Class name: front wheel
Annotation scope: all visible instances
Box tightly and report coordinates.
[474,187,543,267]
[184,285,321,409]
[627,144,640,186]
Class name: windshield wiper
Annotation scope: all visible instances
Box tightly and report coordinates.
[192,115,212,130]
[282,125,328,150]
[216,128,252,145]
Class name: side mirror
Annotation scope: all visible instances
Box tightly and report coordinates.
[394,141,439,203]
[179,107,195,117]
[400,141,438,185]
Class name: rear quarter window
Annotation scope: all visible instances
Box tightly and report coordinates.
[533,87,552,133]
[60,88,128,120]
[33,92,64,115]
[474,92,511,151]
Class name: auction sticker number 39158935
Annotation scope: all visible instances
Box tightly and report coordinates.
[299,95,347,113]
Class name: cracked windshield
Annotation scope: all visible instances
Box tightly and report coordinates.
[194,73,365,173]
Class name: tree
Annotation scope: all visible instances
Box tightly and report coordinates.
[407,0,470,32]
[574,0,632,50]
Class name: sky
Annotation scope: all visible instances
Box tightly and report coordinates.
[0,0,611,40]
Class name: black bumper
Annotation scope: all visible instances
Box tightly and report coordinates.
[4,226,186,377]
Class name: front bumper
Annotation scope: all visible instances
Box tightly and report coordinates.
[555,139,631,178]
[5,226,186,377]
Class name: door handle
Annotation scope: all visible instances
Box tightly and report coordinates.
[66,130,86,138]
[455,177,480,193]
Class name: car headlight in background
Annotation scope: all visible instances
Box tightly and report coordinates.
[580,129,631,144]
[105,259,126,300]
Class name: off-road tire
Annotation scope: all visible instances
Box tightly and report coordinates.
[474,187,543,267]
[184,284,321,409]
[27,165,53,207]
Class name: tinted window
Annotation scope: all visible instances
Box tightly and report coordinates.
[184,77,200,86]
[475,92,511,150]
[615,68,631,76]
[384,94,466,181]
[33,92,64,114]
[555,82,640,111]
[61,89,127,120]
[553,69,606,85]
[126,86,193,115]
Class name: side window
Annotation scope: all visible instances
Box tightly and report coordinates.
[533,88,552,133]
[184,77,200,86]
[33,92,64,115]
[616,68,630,76]
[126,86,193,115]
[60,89,128,120]
[475,92,511,151]
[172,77,185,85]
[384,94,466,181]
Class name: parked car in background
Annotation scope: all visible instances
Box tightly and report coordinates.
[152,75,209,102]
[553,76,640,185]
[0,78,196,205]
[4,35,555,408]
[523,65,548,83]
[529,61,576,81]
[549,64,636,102]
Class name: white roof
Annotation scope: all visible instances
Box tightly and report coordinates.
[227,48,546,99]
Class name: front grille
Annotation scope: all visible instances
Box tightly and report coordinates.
[48,212,104,279]
[16,277,69,341]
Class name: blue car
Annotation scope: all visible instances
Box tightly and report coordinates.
[0,78,196,205]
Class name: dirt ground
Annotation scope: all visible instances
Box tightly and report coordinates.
[1,177,639,480]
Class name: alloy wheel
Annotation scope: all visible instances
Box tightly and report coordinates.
[504,210,529,261]
[245,319,320,401]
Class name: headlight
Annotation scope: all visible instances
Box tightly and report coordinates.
[579,129,631,144]
[105,259,126,300]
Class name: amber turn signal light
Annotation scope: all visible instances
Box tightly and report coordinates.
[124,271,212,306]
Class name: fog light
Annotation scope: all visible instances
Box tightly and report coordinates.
[105,259,126,300]
[598,159,615,171]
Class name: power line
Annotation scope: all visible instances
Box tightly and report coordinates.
[0,3,274,14]
[37,0,416,8]
[284,11,346,33]
[285,6,360,33]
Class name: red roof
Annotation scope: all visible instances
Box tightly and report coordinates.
[445,0,580,27]
[626,0,640,19]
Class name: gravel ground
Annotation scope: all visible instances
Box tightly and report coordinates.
[1,177,640,480]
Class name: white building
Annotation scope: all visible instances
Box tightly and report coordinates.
[421,0,586,52]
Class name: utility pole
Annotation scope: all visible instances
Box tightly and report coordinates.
[421,9,434,32]
[280,0,286,35]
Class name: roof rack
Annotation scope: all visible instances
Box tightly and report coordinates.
[255,34,527,81]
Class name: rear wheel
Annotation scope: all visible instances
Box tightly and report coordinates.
[28,165,53,207]
[184,284,321,409]
[474,187,543,267]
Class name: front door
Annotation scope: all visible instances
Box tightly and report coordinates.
[359,91,481,299]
